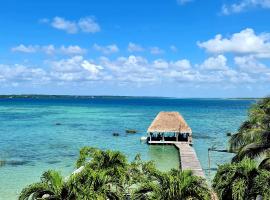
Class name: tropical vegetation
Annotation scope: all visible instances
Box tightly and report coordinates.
[19,147,211,200]
[213,158,270,200]
[229,97,270,166]
[213,97,270,200]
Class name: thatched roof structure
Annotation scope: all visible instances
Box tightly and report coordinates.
[147,111,192,134]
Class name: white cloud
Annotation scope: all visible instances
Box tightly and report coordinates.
[44,16,100,34]
[42,45,56,55]
[11,45,38,53]
[127,42,144,52]
[49,56,103,82]
[11,44,86,55]
[93,44,119,54]
[198,28,270,58]
[50,56,84,73]
[150,47,164,55]
[234,56,270,73]
[0,64,49,84]
[222,0,270,15]
[81,60,103,75]
[200,55,229,71]
[51,17,78,34]
[60,45,86,55]
[78,17,100,33]
[171,59,191,70]
[99,55,155,83]
[1,54,269,88]
[177,0,193,5]
[153,59,169,69]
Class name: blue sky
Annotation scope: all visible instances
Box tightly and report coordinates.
[1,0,270,97]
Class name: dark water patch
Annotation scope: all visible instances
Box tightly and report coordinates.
[62,152,77,158]
[192,134,215,140]
[49,143,70,150]
[126,129,137,134]
[0,159,32,167]
[0,160,6,167]
[47,160,61,164]
[0,110,60,122]
[66,123,86,129]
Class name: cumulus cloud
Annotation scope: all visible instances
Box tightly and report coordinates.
[49,56,103,82]
[171,59,191,70]
[59,45,87,55]
[11,45,38,53]
[198,28,270,58]
[234,56,270,73]
[51,17,78,34]
[11,45,86,55]
[0,64,49,84]
[150,47,164,55]
[222,0,270,15]
[200,55,229,71]
[1,54,268,88]
[127,42,144,52]
[43,16,100,34]
[78,17,100,33]
[93,44,119,54]
[81,60,103,75]
[153,59,169,69]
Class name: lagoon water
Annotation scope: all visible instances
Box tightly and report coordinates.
[0,97,254,199]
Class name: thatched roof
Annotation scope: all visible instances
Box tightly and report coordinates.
[147,111,192,134]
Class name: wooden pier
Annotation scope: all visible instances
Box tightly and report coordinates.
[175,142,205,178]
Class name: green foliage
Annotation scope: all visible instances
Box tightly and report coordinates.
[213,158,270,200]
[132,169,211,200]
[20,146,211,200]
[229,97,270,165]
[19,170,68,200]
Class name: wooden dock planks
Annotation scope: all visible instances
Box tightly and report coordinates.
[174,143,205,178]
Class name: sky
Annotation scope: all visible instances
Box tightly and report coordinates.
[0,0,270,97]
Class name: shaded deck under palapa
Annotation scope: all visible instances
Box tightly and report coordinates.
[146,112,205,178]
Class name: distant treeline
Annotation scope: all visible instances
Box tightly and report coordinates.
[0,95,164,99]
[0,94,261,100]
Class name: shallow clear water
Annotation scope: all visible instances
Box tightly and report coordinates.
[0,97,254,199]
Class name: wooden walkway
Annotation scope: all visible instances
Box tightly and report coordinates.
[174,142,205,178]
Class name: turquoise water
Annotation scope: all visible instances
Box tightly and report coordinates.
[0,97,254,199]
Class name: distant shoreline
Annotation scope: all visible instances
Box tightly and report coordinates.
[0,94,262,100]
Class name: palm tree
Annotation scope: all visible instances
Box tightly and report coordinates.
[77,147,128,174]
[19,170,68,200]
[76,146,128,191]
[213,158,270,200]
[229,97,270,163]
[67,165,122,200]
[132,169,211,200]
[20,147,212,200]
